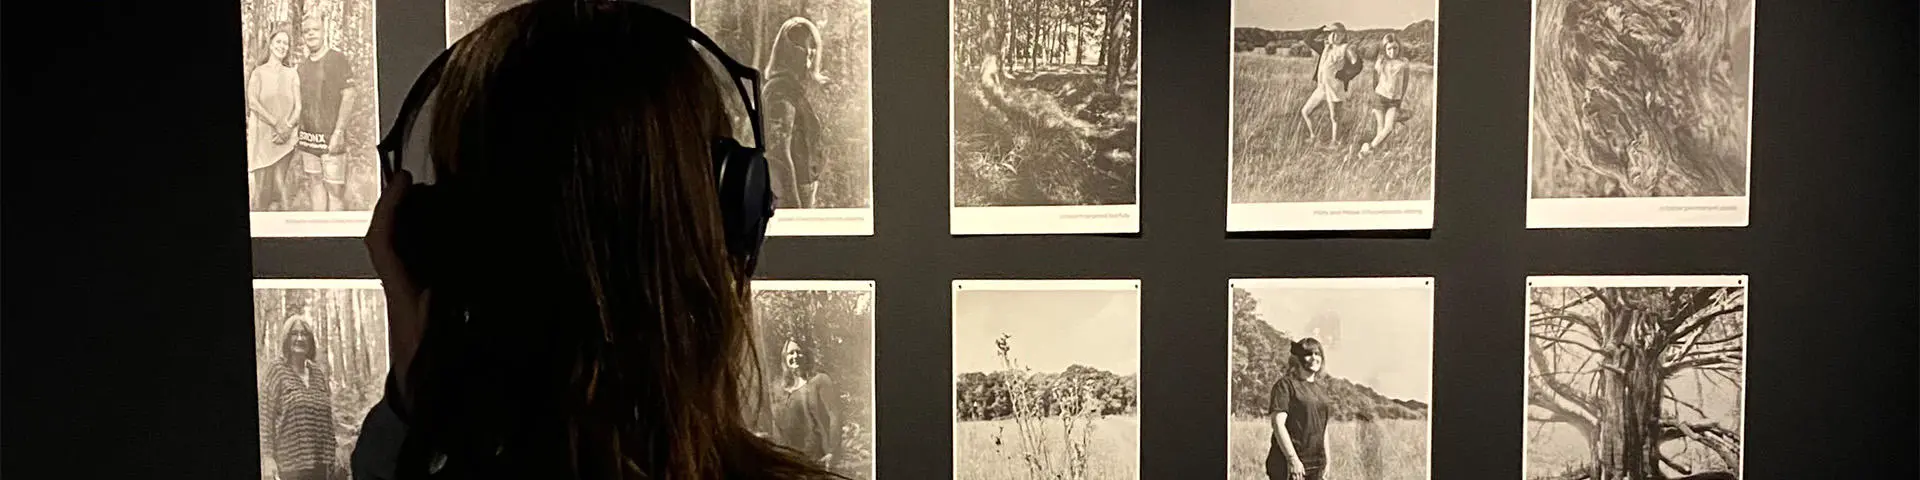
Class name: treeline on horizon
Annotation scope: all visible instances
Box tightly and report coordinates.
[1232,19,1436,65]
[1231,289,1429,421]
[955,364,1139,421]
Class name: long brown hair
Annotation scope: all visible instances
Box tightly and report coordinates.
[408,1,835,478]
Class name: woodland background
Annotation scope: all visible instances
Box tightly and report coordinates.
[750,289,877,478]
[951,0,1141,207]
[697,0,876,209]
[252,287,390,480]
[240,0,382,212]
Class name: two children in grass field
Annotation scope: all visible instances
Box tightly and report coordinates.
[1297,23,1414,155]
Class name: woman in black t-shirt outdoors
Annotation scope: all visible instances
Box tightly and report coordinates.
[1267,338,1332,480]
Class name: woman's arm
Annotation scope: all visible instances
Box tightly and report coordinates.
[1270,412,1304,467]
[246,72,277,128]
[814,375,843,461]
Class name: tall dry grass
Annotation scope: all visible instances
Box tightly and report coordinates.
[955,416,1140,480]
[1529,0,1752,198]
[1227,417,1429,480]
[1230,54,1435,204]
[953,61,1140,208]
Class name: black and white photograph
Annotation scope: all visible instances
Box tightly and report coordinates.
[695,0,875,236]
[952,280,1141,479]
[253,279,390,480]
[747,280,878,479]
[949,0,1142,235]
[1228,278,1433,480]
[242,0,381,237]
[446,0,529,45]
[1526,0,1755,228]
[1228,1,1438,232]
[1525,276,1748,480]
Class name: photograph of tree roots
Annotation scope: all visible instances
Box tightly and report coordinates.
[1528,0,1754,199]
[951,0,1140,208]
[1526,284,1746,480]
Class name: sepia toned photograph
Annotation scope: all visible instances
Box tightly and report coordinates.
[253,279,390,480]
[1228,278,1433,480]
[446,0,529,45]
[950,0,1142,235]
[696,0,875,236]
[242,0,381,237]
[953,280,1141,480]
[1228,1,1438,232]
[748,281,878,479]
[1527,0,1755,228]
[1525,276,1748,480]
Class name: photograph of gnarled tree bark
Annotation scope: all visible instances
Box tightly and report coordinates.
[1525,280,1746,480]
[950,0,1140,211]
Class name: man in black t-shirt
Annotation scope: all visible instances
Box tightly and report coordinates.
[295,14,357,212]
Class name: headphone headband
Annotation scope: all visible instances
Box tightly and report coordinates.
[377,2,766,165]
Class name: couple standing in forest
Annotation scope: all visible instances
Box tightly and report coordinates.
[1295,23,1414,155]
[246,3,359,213]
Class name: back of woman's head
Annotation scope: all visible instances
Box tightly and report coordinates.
[416,1,830,478]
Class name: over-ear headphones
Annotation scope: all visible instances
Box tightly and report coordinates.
[376,1,776,275]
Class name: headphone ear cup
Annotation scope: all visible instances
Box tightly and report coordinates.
[713,138,774,266]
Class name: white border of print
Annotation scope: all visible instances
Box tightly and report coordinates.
[1520,274,1748,478]
[748,278,878,480]
[254,278,385,290]
[1523,0,1755,229]
[947,0,1143,236]
[251,0,381,239]
[1225,276,1436,480]
[1224,0,1439,232]
[950,278,1142,480]
[691,0,877,237]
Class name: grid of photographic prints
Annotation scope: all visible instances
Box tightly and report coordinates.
[239,1,1766,478]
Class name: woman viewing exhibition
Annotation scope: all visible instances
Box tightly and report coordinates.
[247,27,301,211]
[347,1,843,479]
[1267,338,1333,480]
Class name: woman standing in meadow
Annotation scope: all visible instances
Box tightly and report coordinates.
[1299,24,1359,144]
[1361,35,1412,154]
[1267,338,1332,480]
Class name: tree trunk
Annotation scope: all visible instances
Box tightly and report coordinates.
[1620,348,1666,479]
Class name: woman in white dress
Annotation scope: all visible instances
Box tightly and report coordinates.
[247,27,301,211]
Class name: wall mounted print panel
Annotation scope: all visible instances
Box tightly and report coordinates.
[253,279,390,480]
[1228,0,1439,232]
[748,280,878,478]
[1524,275,1748,479]
[244,0,381,237]
[949,0,1142,235]
[1526,0,1755,228]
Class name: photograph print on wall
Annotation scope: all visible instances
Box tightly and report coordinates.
[253,279,390,480]
[696,0,875,236]
[748,280,878,479]
[1228,0,1438,232]
[1228,277,1433,480]
[1525,276,1747,480]
[243,0,381,237]
[446,0,530,45]
[950,0,1141,235]
[953,280,1141,479]
[1527,0,1755,228]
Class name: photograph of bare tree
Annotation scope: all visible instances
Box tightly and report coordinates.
[1527,0,1754,228]
[445,0,529,45]
[1526,276,1747,480]
[950,0,1141,235]
[242,0,380,237]
[1228,278,1433,480]
[747,281,877,479]
[953,280,1140,480]
[1228,0,1437,232]
[695,0,875,236]
[252,279,390,480]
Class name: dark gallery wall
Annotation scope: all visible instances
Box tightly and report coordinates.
[3,0,1916,479]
